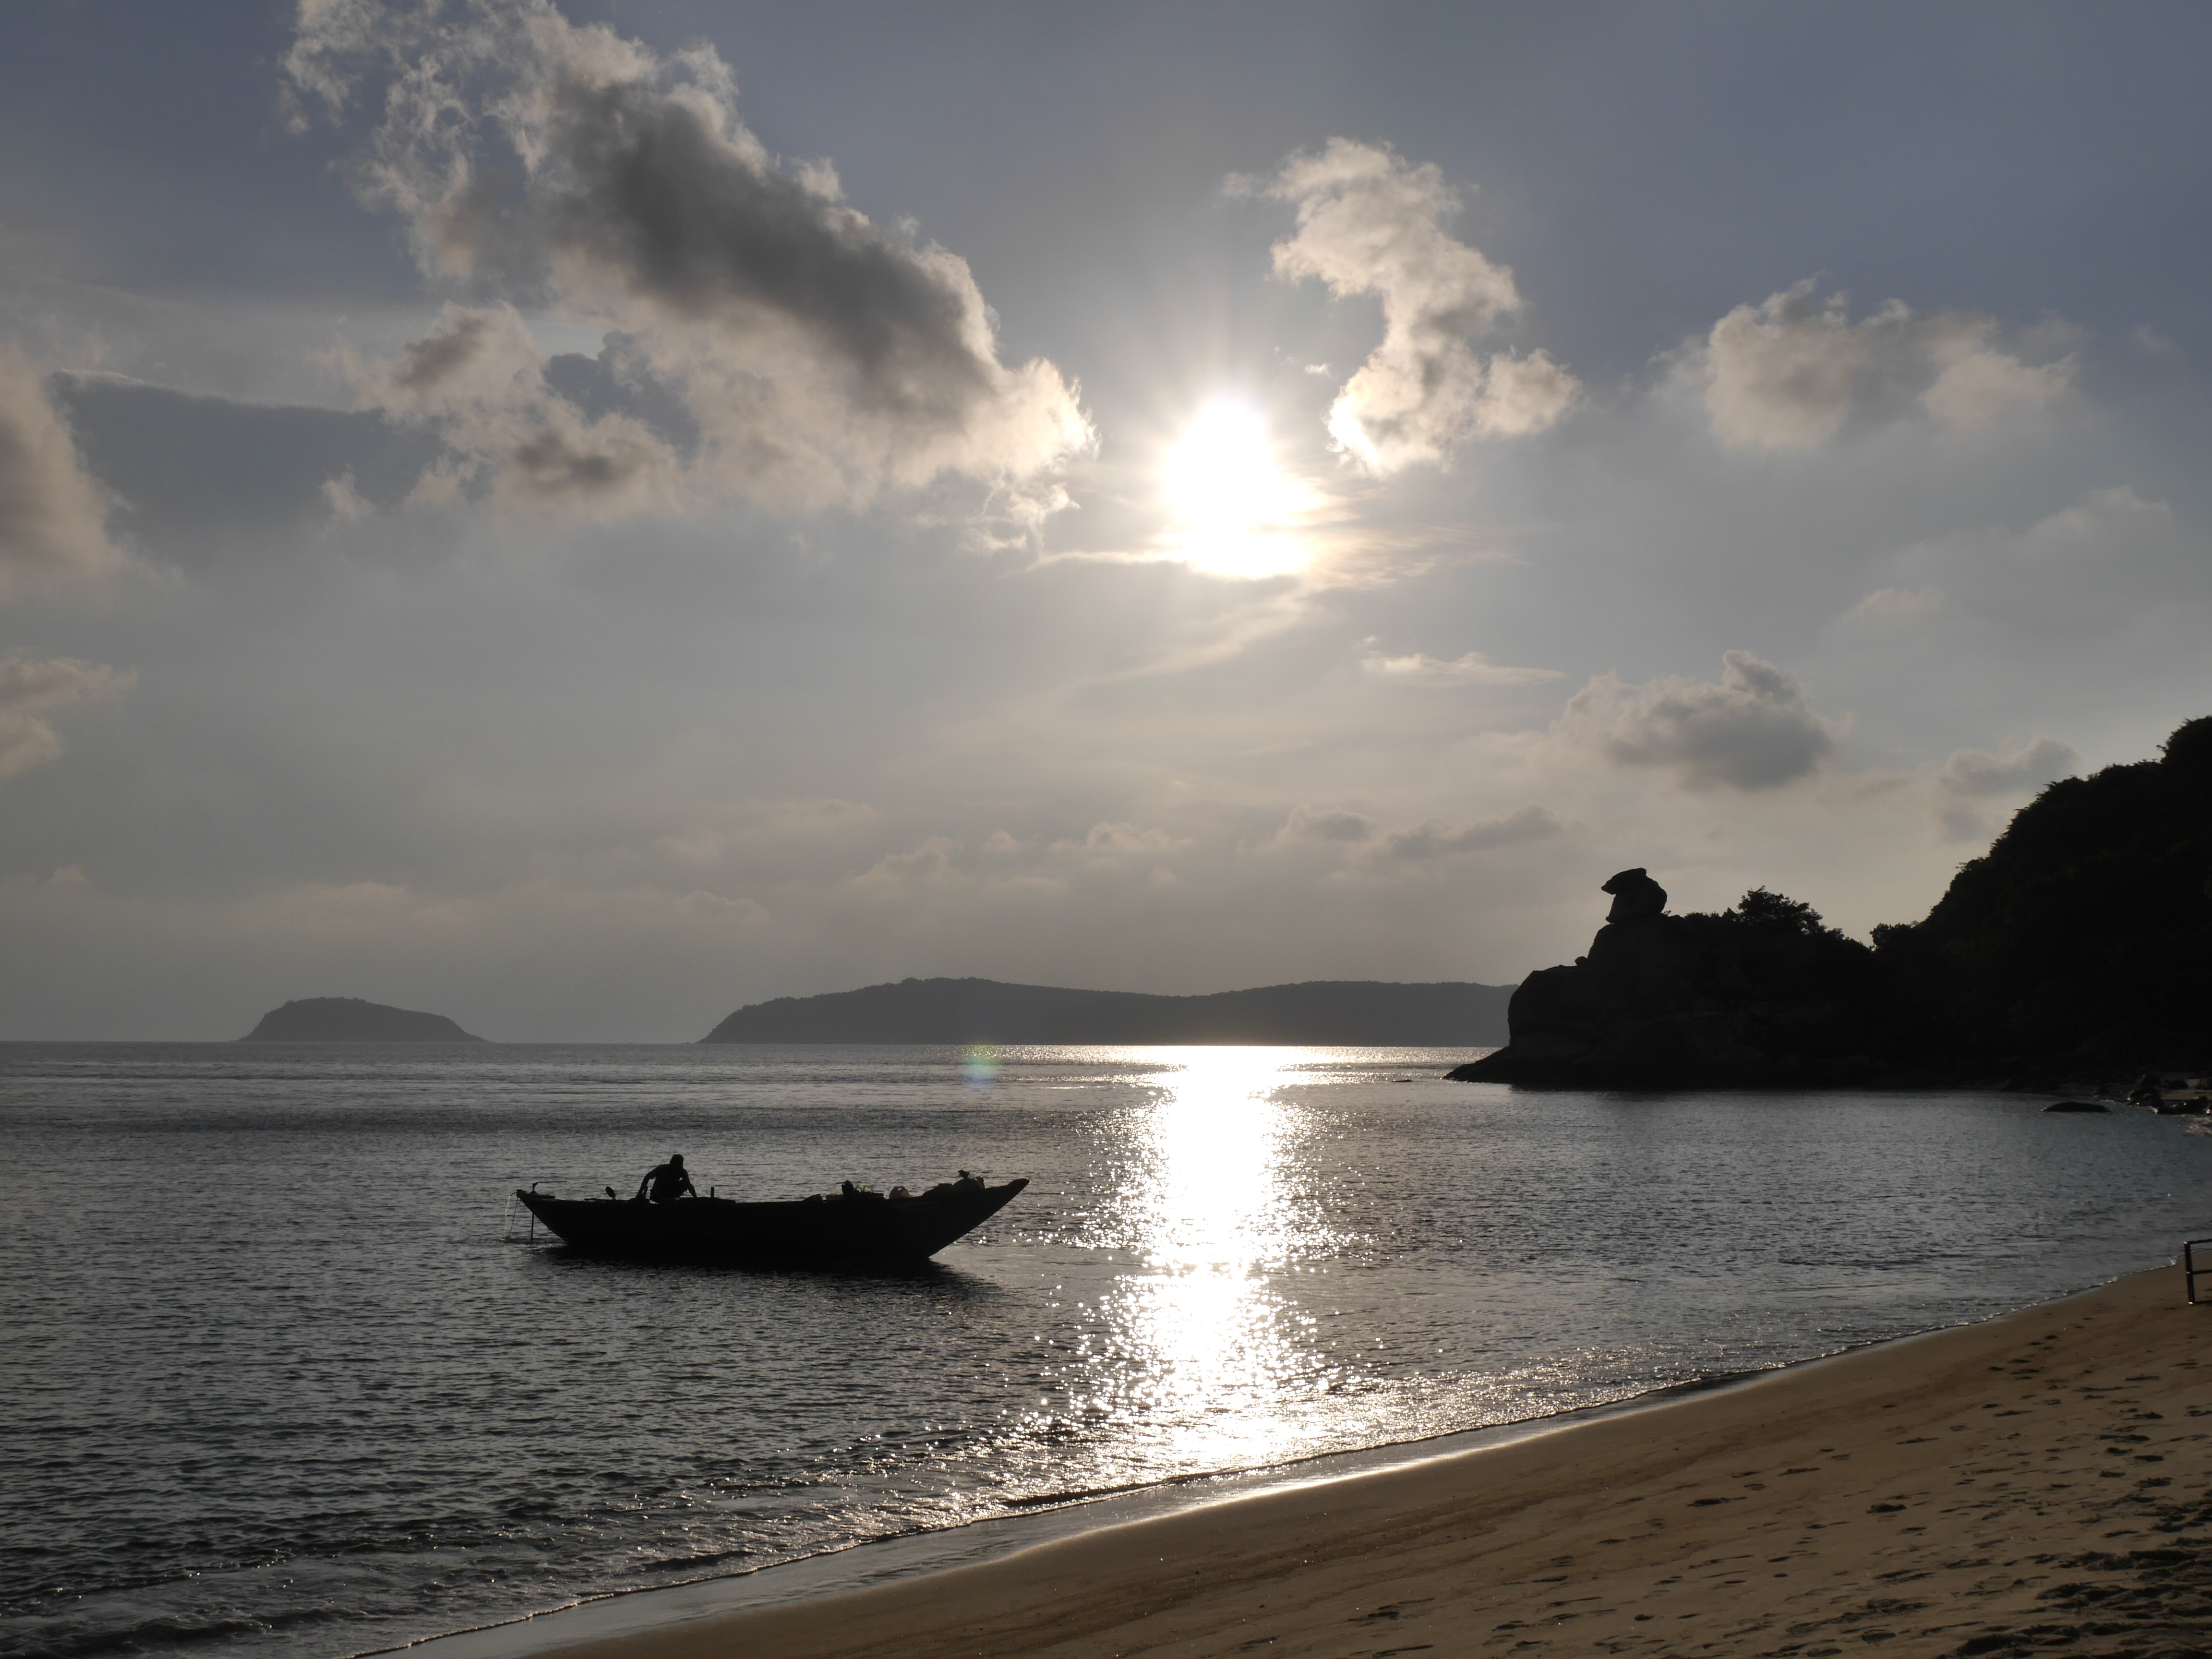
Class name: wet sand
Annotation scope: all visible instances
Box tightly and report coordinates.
[540,1264,2211,1659]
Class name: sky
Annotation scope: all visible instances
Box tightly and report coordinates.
[1,0,2207,1040]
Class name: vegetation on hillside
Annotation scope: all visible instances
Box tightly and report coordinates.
[1871,715,2212,1068]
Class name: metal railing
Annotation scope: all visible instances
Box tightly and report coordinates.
[2188,1238,2212,1305]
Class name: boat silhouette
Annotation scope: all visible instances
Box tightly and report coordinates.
[514,1177,1028,1265]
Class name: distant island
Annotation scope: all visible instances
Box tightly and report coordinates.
[240,997,486,1042]
[1457,714,2212,1090]
[701,978,1511,1046]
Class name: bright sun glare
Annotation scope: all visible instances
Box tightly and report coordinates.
[1160,398,1311,579]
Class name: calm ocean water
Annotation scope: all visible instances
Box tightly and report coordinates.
[4,1042,2209,1659]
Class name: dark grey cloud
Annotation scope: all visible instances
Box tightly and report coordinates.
[284,0,1090,514]
[1561,651,1843,791]
[392,313,497,394]
[540,76,995,424]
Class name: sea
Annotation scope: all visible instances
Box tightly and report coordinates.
[5,1042,2210,1659]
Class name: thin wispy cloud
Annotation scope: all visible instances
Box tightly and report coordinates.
[1842,587,1943,628]
[1361,649,1562,686]
[1276,802,1564,862]
[0,651,132,779]
[0,346,125,595]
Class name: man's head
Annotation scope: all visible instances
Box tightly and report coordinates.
[669,1154,684,1167]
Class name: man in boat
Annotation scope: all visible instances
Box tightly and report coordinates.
[635,1153,697,1204]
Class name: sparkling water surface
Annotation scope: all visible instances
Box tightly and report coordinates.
[4,1042,2209,1659]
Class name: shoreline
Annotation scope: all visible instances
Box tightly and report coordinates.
[387,1260,2212,1659]
[377,1361,1819,1659]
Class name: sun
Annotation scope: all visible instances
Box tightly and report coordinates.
[1159,397,1310,578]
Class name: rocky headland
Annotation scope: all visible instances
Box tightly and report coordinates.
[1448,870,1890,1088]
[1455,715,2212,1091]
[240,997,485,1042]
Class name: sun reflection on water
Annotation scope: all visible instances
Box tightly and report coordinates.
[1101,1047,1324,1467]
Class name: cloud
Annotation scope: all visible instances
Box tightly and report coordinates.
[0,651,132,779]
[285,0,1091,517]
[1257,139,1577,472]
[51,373,444,556]
[1842,587,1942,627]
[1695,282,2071,452]
[0,346,124,596]
[1276,802,1563,861]
[1361,648,1563,686]
[1874,485,2183,636]
[1560,650,1845,790]
[1933,733,2079,838]
[1938,733,2079,798]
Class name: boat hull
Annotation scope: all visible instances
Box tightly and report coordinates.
[514,1179,1028,1265]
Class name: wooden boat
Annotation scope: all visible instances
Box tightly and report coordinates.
[513,1177,1029,1265]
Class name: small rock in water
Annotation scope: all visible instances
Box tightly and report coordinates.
[2042,1099,2109,1113]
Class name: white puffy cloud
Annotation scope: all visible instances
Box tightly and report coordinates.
[1696,282,2071,452]
[0,651,132,779]
[1258,139,1576,472]
[285,0,1091,517]
[0,345,124,596]
[1361,648,1562,686]
[1559,650,1845,790]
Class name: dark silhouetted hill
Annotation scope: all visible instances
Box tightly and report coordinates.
[701,978,1511,1046]
[240,997,486,1042]
[1455,717,2212,1088]
[1871,714,2212,1074]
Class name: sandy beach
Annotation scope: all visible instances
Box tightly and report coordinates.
[531,1262,2210,1659]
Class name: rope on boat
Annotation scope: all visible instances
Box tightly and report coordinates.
[501,1182,546,1242]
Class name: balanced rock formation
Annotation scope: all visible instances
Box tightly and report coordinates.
[1601,866,1667,923]
[240,997,485,1042]
[1448,873,1884,1089]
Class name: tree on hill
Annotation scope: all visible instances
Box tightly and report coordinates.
[1721,887,1844,939]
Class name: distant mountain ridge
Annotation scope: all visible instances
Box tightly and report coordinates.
[240,997,485,1042]
[700,977,1511,1046]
